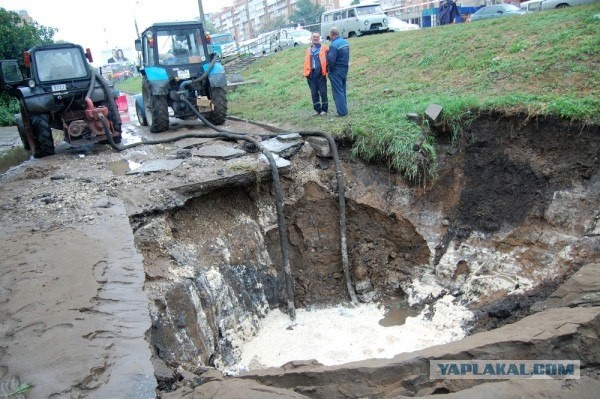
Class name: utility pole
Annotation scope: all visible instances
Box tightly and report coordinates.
[197,0,206,27]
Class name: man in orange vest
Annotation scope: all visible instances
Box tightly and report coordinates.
[303,32,328,116]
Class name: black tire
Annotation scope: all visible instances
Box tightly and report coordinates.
[145,92,169,133]
[14,114,30,151]
[556,3,569,8]
[136,101,148,126]
[348,32,357,38]
[29,114,55,158]
[208,87,227,125]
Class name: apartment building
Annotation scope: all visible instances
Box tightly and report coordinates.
[211,0,340,42]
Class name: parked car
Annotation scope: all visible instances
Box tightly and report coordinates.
[387,17,420,32]
[470,4,527,22]
[520,0,599,11]
[286,29,312,46]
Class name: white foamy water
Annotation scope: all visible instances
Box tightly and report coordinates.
[224,295,473,375]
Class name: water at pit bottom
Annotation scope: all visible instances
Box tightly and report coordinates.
[222,296,473,375]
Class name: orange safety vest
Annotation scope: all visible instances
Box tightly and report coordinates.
[303,45,328,77]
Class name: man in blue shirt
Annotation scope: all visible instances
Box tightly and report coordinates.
[326,27,349,117]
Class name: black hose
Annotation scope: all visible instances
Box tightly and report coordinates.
[295,131,357,304]
[94,71,122,132]
[179,98,296,320]
[85,68,96,99]
[179,55,217,91]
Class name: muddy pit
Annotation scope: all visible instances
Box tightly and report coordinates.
[125,115,599,394]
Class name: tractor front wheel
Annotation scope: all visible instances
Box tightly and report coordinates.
[14,114,30,151]
[146,94,169,133]
[136,101,148,126]
[29,114,55,158]
[208,87,227,126]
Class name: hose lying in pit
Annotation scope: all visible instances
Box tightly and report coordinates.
[98,95,358,316]
[98,115,297,320]
[295,131,357,304]
[178,100,358,305]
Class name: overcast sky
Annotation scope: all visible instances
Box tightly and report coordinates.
[0,0,232,63]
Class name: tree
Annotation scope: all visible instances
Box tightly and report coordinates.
[0,8,55,61]
[204,19,217,35]
[0,8,55,126]
[289,0,325,27]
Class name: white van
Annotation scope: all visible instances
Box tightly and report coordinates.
[321,2,389,40]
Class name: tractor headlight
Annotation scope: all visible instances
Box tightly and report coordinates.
[28,79,35,88]
[364,20,369,27]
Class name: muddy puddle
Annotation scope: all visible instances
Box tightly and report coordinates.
[378,299,422,327]
[107,159,142,176]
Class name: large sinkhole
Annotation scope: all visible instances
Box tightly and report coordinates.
[133,183,450,373]
[129,116,599,384]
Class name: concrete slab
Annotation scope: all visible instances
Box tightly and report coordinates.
[277,133,302,142]
[127,159,184,174]
[259,153,291,168]
[173,137,215,149]
[532,262,600,311]
[306,136,331,158]
[0,206,156,398]
[261,137,303,158]
[193,144,246,160]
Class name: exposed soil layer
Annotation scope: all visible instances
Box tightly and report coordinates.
[456,116,598,233]
[280,181,430,307]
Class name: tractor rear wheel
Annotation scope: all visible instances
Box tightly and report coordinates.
[146,94,169,133]
[208,87,227,125]
[30,114,55,158]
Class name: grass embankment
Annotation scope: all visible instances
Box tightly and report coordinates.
[114,77,142,95]
[226,5,600,182]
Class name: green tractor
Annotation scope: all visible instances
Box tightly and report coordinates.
[134,21,228,133]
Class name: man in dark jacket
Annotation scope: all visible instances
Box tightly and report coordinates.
[326,27,349,117]
[439,0,459,25]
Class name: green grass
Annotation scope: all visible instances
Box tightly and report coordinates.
[114,76,142,95]
[228,5,600,182]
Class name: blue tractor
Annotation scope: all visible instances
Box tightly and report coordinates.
[134,21,228,133]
